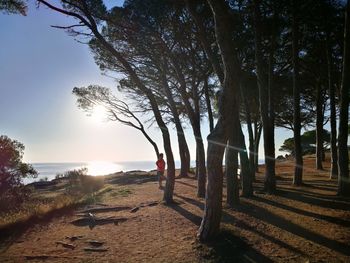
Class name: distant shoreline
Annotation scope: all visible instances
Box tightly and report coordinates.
[25,159,266,185]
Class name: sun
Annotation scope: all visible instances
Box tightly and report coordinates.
[91,105,107,122]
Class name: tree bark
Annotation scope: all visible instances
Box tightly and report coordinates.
[238,124,254,197]
[253,0,276,193]
[139,127,160,159]
[292,2,303,186]
[242,87,255,179]
[254,122,262,173]
[225,130,239,207]
[316,82,324,170]
[169,63,207,197]
[326,34,339,178]
[337,1,350,197]
[160,70,190,177]
[198,0,241,241]
[204,77,214,132]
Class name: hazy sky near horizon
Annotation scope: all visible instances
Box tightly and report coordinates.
[0,1,292,163]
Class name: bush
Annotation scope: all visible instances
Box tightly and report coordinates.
[0,135,37,212]
[63,168,104,194]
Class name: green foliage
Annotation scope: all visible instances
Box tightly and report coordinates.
[279,129,331,155]
[0,0,27,15]
[0,135,37,211]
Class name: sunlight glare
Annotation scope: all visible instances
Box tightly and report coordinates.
[87,161,122,176]
[91,105,107,123]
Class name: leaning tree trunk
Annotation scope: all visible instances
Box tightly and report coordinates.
[292,3,303,186]
[327,34,338,178]
[174,119,191,177]
[139,127,160,159]
[337,1,350,197]
[161,71,190,177]
[166,53,206,197]
[198,0,241,241]
[316,82,324,170]
[144,91,176,203]
[37,0,177,204]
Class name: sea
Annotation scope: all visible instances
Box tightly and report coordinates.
[24,160,195,185]
[25,159,264,185]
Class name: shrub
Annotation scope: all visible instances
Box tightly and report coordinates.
[0,135,37,211]
[63,168,103,194]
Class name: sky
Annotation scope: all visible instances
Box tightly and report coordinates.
[0,1,292,163]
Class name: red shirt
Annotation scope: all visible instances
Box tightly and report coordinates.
[156,159,165,172]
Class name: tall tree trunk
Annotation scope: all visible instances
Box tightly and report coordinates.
[267,14,276,190]
[165,52,206,197]
[204,77,214,132]
[316,82,324,170]
[253,0,276,193]
[292,2,303,186]
[198,0,241,241]
[327,35,339,178]
[225,129,239,207]
[254,121,262,173]
[194,122,207,197]
[238,124,254,197]
[160,70,190,177]
[242,86,255,179]
[193,80,207,198]
[337,1,350,197]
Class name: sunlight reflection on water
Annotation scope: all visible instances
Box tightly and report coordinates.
[86,161,122,176]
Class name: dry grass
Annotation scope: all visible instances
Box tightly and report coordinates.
[0,173,133,231]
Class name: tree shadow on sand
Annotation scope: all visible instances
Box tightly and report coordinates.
[235,201,350,256]
[252,195,350,227]
[168,200,273,263]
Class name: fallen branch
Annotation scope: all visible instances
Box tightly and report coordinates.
[78,206,131,214]
[130,201,159,213]
[84,247,109,252]
[65,235,84,241]
[71,216,128,227]
[25,255,49,260]
[56,241,76,250]
[87,240,104,247]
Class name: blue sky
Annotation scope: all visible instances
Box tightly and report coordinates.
[0,1,292,163]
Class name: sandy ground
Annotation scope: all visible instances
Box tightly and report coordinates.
[0,156,349,263]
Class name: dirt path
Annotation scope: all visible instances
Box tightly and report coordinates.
[1,158,350,262]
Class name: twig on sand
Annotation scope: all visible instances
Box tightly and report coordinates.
[87,240,105,247]
[130,201,159,213]
[25,255,50,260]
[78,206,131,214]
[56,241,76,250]
[84,247,109,252]
[65,235,84,241]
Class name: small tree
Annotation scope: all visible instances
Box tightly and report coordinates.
[0,135,37,209]
[73,85,160,159]
[279,129,330,156]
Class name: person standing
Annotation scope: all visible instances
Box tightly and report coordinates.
[156,153,166,189]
